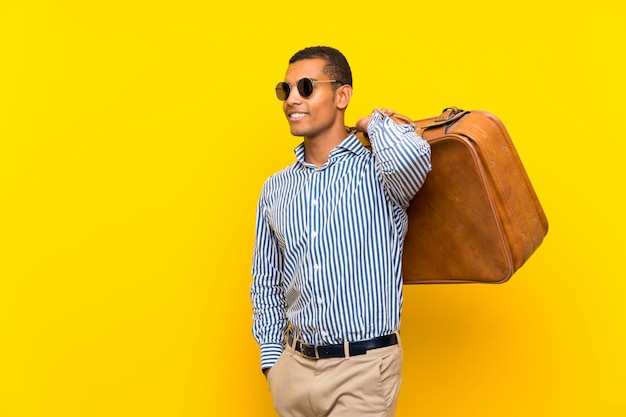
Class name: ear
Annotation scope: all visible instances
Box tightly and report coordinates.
[335,84,352,110]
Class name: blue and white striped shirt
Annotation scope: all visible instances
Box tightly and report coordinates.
[251,110,431,369]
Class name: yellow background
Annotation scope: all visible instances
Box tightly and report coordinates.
[1,0,624,416]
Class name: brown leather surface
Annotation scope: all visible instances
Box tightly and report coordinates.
[403,107,548,283]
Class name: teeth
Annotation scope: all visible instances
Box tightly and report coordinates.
[290,113,307,119]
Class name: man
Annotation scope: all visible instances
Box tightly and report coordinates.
[251,46,431,416]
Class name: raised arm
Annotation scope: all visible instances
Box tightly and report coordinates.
[357,108,432,208]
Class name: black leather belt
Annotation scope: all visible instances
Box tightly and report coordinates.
[288,334,398,359]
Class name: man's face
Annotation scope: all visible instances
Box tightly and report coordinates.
[282,58,341,140]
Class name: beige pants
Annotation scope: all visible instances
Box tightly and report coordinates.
[267,336,403,417]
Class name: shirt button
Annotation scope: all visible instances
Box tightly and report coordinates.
[312,199,318,206]
[311,231,318,238]
[314,264,320,271]
[321,331,328,337]
[317,297,323,305]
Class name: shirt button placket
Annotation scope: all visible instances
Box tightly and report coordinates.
[310,170,324,343]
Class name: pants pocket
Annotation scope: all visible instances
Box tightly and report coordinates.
[378,346,403,409]
[267,350,287,391]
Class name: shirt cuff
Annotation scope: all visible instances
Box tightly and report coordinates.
[260,343,283,370]
[367,109,416,148]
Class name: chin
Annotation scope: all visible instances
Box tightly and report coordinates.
[289,127,306,137]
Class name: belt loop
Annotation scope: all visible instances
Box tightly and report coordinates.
[314,345,320,360]
[344,341,350,359]
[394,331,402,350]
[286,335,296,353]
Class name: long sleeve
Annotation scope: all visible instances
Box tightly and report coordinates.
[250,190,288,370]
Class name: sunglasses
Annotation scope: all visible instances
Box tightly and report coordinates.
[275,78,341,101]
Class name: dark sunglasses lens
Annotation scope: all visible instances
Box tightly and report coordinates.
[275,82,290,101]
[297,78,314,98]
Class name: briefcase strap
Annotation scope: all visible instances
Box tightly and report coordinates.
[414,107,471,134]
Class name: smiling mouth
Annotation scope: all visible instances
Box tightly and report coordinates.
[288,112,308,120]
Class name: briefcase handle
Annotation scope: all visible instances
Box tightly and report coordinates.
[382,107,471,135]
[435,106,465,121]
[406,106,470,136]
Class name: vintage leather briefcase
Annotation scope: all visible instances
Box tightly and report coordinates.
[397,107,549,284]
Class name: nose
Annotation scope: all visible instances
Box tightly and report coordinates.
[285,86,302,104]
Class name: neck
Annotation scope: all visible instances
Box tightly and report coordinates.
[303,128,348,167]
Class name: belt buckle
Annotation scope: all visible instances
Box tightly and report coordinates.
[301,343,319,359]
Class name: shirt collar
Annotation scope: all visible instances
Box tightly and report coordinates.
[294,133,366,169]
